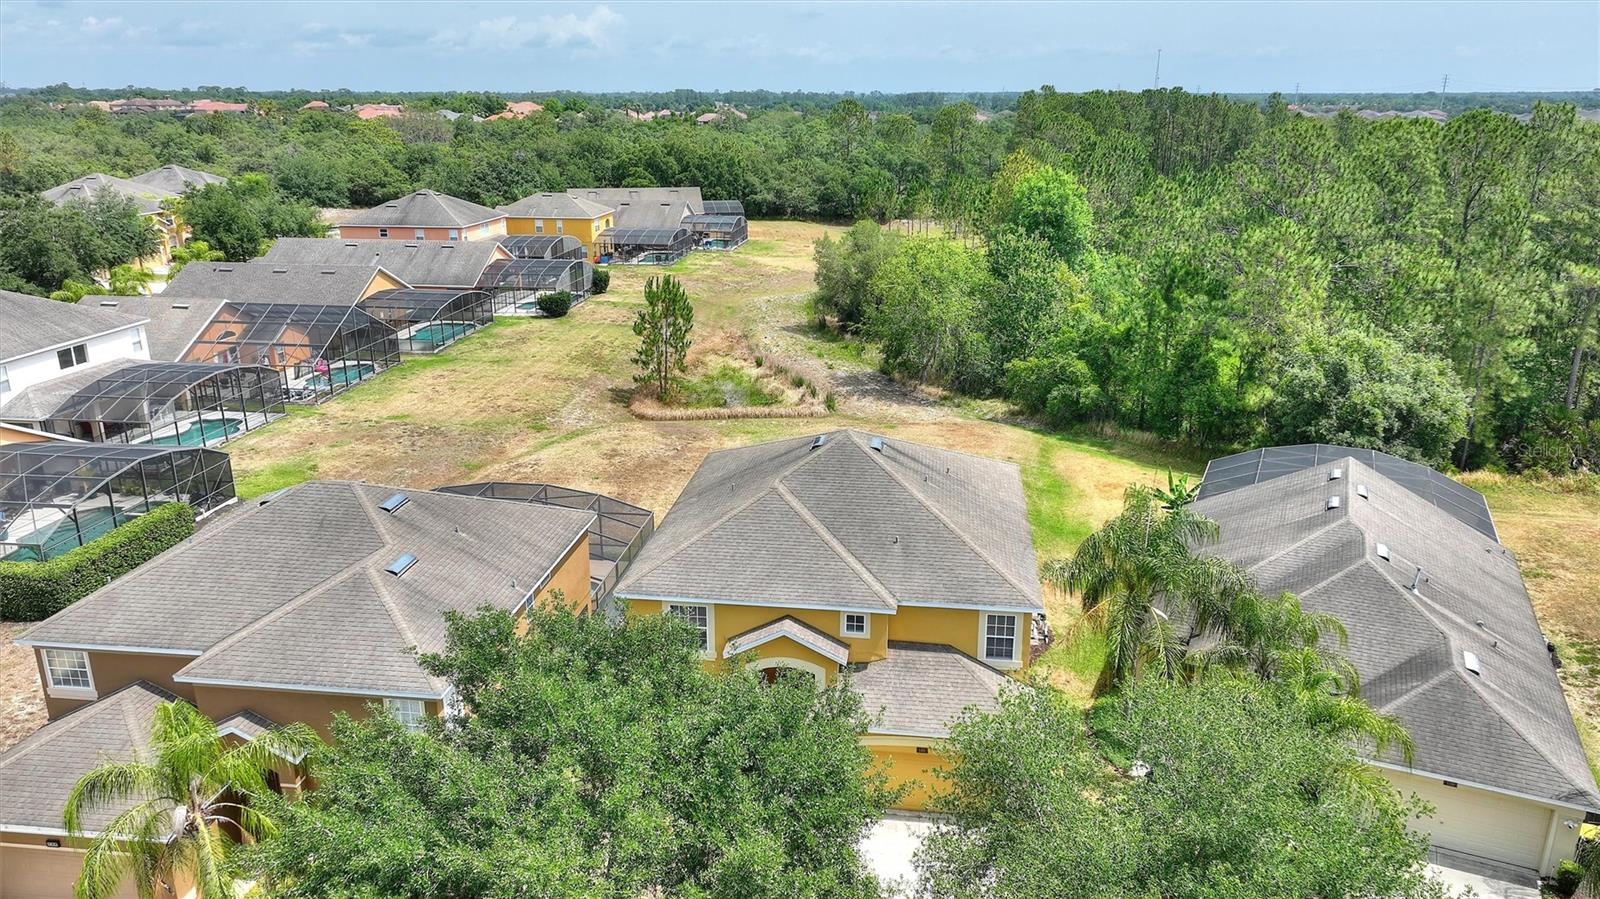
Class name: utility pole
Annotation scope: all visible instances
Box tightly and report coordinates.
[1154,48,1162,90]
[1441,73,1449,94]
[1294,82,1301,105]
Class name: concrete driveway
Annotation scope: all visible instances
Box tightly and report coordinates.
[860,812,935,895]
[1426,848,1541,899]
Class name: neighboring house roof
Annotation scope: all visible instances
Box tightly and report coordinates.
[215,709,278,743]
[566,187,703,230]
[259,238,508,289]
[40,173,176,215]
[164,263,400,306]
[0,289,146,364]
[354,104,403,119]
[20,481,596,699]
[340,190,504,230]
[190,100,250,114]
[0,359,128,421]
[1192,455,1600,812]
[302,100,330,109]
[80,295,228,361]
[498,192,614,220]
[851,641,1013,738]
[617,429,1043,614]
[724,615,850,667]
[1197,444,1499,541]
[129,164,229,194]
[0,681,171,834]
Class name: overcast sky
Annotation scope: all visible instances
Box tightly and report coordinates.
[1,0,1596,94]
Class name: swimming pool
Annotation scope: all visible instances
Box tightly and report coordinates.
[1,505,125,561]
[304,363,376,392]
[406,321,476,349]
[148,417,245,446]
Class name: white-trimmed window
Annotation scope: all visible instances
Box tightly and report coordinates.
[384,698,427,732]
[842,612,869,638]
[534,219,545,233]
[57,344,88,370]
[981,613,1020,666]
[448,229,459,241]
[132,328,144,353]
[413,229,425,240]
[479,222,489,235]
[555,219,564,233]
[0,363,9,394]
[378,228,389,238]
[667,603,712,655]
[43,649,95,697]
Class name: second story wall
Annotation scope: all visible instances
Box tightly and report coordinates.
[34,647,192,719]
[1,325,149,409]
[533,532,594,614]
[192,683,441,742]
[886,606,1032,671]
[624,599,890,665]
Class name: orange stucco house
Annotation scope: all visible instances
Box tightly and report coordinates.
[336,190,508,242]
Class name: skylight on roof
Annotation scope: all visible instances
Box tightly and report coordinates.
[378,492,410,514]
[869,436,885,452]
[385,553,418,576]
[810,435,827,450]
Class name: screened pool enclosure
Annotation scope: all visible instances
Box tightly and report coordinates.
[478,259,593,313]
[701,199,745,216]
[359,288,496,353]
[499,235,587,261]
[22,362,286,446]
[0,443,235,562]
[436,482,655,600]
[183,301,400,403]
[684,214,748,250]
[595,227,696,265]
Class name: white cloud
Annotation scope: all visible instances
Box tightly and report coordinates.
[80,15,123,33]
[432,5,622,53]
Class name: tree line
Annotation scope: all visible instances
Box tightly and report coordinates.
[814,90,1600,474]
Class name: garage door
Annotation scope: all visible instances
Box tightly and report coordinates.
[1381,770,1551,870]
[0,845,138,899]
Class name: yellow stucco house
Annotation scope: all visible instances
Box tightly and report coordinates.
[615,429,1043,810]
[498,193,615,258]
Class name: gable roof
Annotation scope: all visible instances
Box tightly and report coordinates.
[163,262,399,306]
[566,187,702,230]
[0,289,146,364]
[617,430,1042,614]
[724,615,850,667]
[851,641,1014,738]
[0,681,172,833]
[129,164,229,194]
[340,190,504,229]
[20,482,596,698]
[40,173,175,215]
[1192,455,1600,811]
[258,238,508,289]
[0,359,128,421]
[499,192,614,219]
[78,295,228,361]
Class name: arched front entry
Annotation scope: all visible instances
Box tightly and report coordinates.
[749,656,828,688]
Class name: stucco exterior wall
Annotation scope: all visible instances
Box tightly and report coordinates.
[624,599,888,665]
[889,607,1032,668]
[37,649,193,720]
[534,534,593,613]
[337,218,507,242]
[191,683,440,741]
[504,214,612,256]
[864,736,947,811]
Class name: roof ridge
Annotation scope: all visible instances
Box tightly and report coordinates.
[773,482,900,609]
[1366,560,1599,802]
[847,430,1035,604]
[619,434,834,587]
[0,682,165,771]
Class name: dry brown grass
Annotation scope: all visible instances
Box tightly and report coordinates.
[0,622,44,753]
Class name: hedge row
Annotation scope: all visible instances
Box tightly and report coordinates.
[0,501,197,621]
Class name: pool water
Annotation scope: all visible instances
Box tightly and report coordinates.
[148,417,244,446]
[305,363,376,392]
[407,322,476,346]
[1,505,126,561]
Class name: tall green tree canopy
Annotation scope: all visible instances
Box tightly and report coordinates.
[917,677,1449,899]
[245,606,889,899]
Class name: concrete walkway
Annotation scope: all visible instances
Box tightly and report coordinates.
[860,812,935,895]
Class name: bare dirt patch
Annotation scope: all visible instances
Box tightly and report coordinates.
[0,622,45,752]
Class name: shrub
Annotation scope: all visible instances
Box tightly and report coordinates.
[536,291,573,318]
[1552,859,1583,898]
[0,502,196,620]
[591,267,610,295]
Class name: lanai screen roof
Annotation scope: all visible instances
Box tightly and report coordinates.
[187,301,395,366]
[600,227,693,248]
[701,200,745,216]
[360,288,490,323]
[40,362,279,425]
[1196,444,1497,541]
[683,214,745,229]
[479,258,588,290]
[499,235,586,259]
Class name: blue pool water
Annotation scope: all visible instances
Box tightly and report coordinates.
[305,363,376,391]
[408,322,475,346]
[148,417,244,446]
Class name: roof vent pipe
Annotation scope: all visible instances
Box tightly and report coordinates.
[1326,496,1341,510]
[1410,567,1425,592]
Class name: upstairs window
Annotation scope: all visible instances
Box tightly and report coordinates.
[378,228,389,238]
[43,649,93,692]
[384,697,427,732]
[57,344,88,369]
[534,219,545,233]
[667,603,711,653]
[132,328,144,353]
[413,229,426,240]
[0,363,9,393]
[555,220,564,233]
[448,229,459,241]
[842,612,869,637]
[983,613,1019,664]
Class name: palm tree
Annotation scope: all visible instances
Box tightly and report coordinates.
[1195,590,1414,763]
[65,699,320,899]
[1046,484,1252,692]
